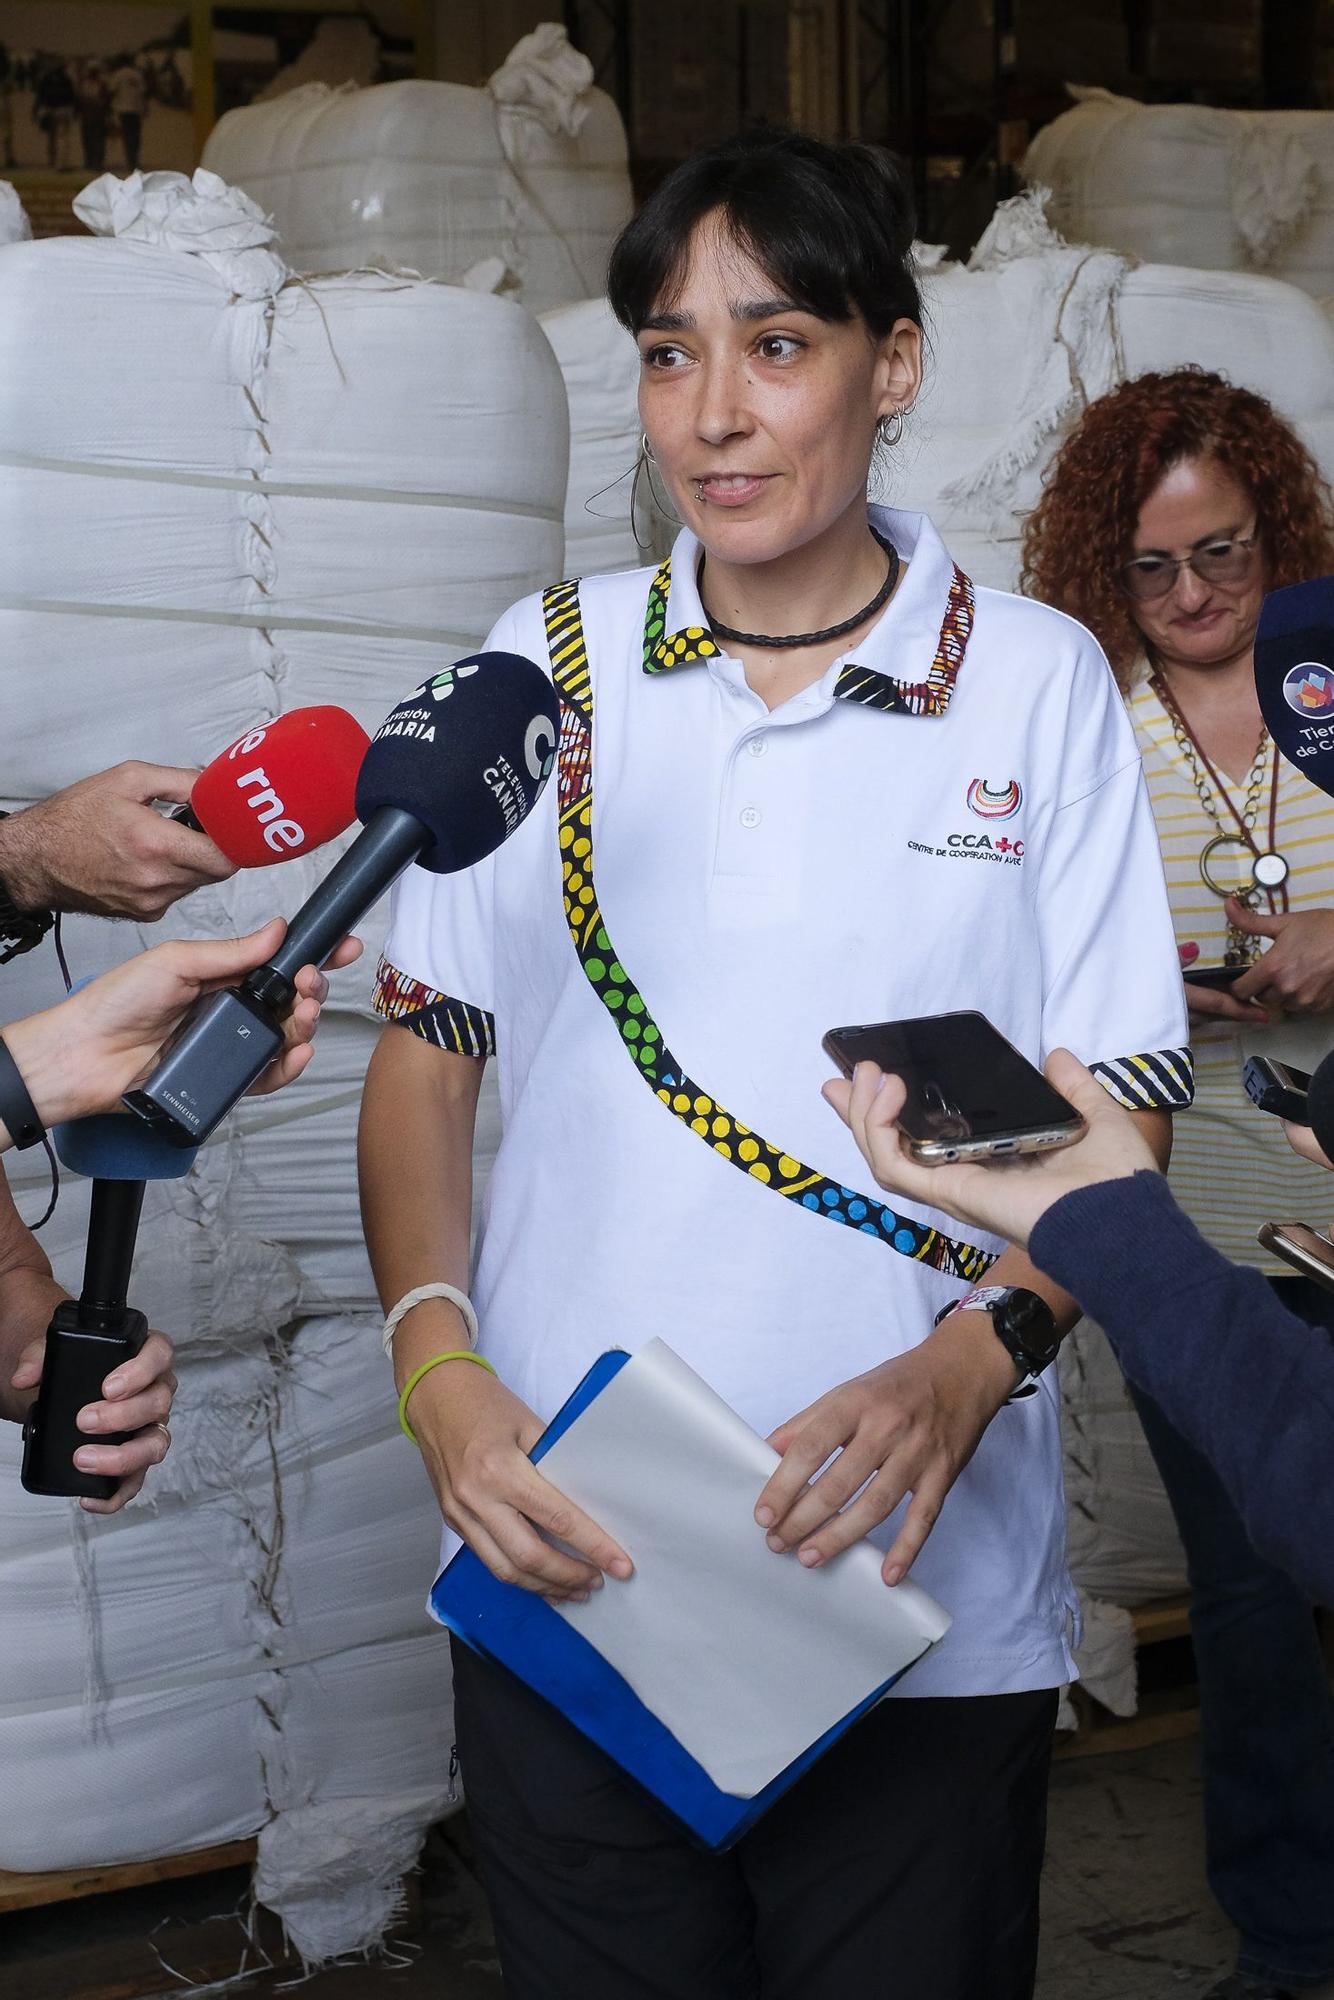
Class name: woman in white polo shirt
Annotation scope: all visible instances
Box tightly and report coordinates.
[359,131,1190,2000]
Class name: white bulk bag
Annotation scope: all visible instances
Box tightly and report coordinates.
[0,180,31,243]
[540,296,676,576]
[0,1317,453,1963]
[1025,89,1334,300]
[201,29,632,313]
[0,172,535,1950]
[0,187,567,795]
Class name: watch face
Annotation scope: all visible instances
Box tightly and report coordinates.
[1001,1288,1062,1367]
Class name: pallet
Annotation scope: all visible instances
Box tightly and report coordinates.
[0,1837,257,1916]
[1055,1592,1198,1760]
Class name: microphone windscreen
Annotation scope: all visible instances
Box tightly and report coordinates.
[189,706,371,867]
[355,653,560,874]
[53,1112,198,1182]
[1255,576,1334,799]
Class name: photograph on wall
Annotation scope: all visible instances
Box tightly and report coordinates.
[0,4,194,174]
[210,5,417,126]
[0,3,419,178]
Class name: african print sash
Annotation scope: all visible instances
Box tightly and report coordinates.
[541,577,994,1283]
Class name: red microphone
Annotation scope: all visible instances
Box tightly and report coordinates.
[174,706,371,866]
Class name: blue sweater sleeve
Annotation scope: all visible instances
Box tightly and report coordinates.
[1029,1171,1334,1606]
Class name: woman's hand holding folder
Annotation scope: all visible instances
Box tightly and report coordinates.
[409,1359,634,1606]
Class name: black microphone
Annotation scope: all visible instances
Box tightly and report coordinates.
[21,1110,196,1500]
[122,654,560,1148]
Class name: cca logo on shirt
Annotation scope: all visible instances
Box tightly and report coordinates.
[1282,662,1334,718]
[966,777,1023,820]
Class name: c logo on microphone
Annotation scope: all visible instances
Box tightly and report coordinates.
[525,714,557,783]
[1282,661,1334,718]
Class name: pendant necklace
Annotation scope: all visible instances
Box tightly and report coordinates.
[698,527,900,650]
[1151,672,1290,967]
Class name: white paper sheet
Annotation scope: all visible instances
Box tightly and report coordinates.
[544,1340,951,1798]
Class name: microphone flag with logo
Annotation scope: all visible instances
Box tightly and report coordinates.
[1254,575,1334,1162]
[123,652,561,1148]
[1254,575,1334,793]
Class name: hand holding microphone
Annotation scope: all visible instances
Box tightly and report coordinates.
[0,921,362,1150]
[126,654,560,1147]
[0,706,371,928]
[3,922,361,1503]
[0,761,237,924]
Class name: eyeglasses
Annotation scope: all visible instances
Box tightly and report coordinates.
[1119,533,1260,602]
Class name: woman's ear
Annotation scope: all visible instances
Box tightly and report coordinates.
[875,318,924,422]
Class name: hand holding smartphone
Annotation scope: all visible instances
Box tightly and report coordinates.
[1257,1221,1334,1291]
[822,1011,1085,1164]
[1183,965,1246,991]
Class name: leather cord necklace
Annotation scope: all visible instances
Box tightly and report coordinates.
[698,527,900,650]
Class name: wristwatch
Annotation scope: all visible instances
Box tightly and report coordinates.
[0,813,54,964]
[934,1284,1063,1393]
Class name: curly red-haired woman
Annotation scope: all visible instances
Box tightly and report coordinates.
[1026,367,1334,2000]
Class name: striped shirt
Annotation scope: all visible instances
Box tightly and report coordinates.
[1129,668,1334,1270]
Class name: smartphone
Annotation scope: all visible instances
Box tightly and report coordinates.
[821,1010,1085,1164]
[1243,1055,1312,1125]
[1184,964,1246,990]
[1257,1221,1334,1292]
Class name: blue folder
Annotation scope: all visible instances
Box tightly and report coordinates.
[431,1348,931,1851]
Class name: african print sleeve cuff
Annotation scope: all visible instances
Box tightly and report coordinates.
[1089,1048,1194,1112]
[372,954,496,1058]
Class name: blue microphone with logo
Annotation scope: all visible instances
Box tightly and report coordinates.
[1254,575,1334,1161]
[122,653,560,1149]
[20,1109,196,1499]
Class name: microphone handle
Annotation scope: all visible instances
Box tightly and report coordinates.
[170,803,202,831]
[124,807,427,1149]
[82,1178,146,1319]
[262,807,427,988]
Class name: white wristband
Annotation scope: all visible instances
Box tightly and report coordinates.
[382,1283,478,1357]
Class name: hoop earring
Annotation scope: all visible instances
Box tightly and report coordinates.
[630,436,680,551]
[877,408,906,449]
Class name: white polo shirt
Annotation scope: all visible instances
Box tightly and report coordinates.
[375,506,1190,1698]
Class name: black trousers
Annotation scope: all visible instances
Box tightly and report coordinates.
[450,1636,1057,2000]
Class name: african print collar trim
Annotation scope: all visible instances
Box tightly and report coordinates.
[640,509,976,719]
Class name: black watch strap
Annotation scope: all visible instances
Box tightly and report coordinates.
[0,813,54,963]
[0,1033,45,1149]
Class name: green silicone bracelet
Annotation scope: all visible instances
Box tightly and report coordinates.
[398,1349,497,1444]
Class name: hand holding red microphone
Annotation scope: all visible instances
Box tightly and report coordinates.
[0,709,373,930]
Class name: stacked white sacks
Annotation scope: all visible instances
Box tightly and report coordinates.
[0,166,565,1960]
[1025,88,1334,301]
[202,26,633,315]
